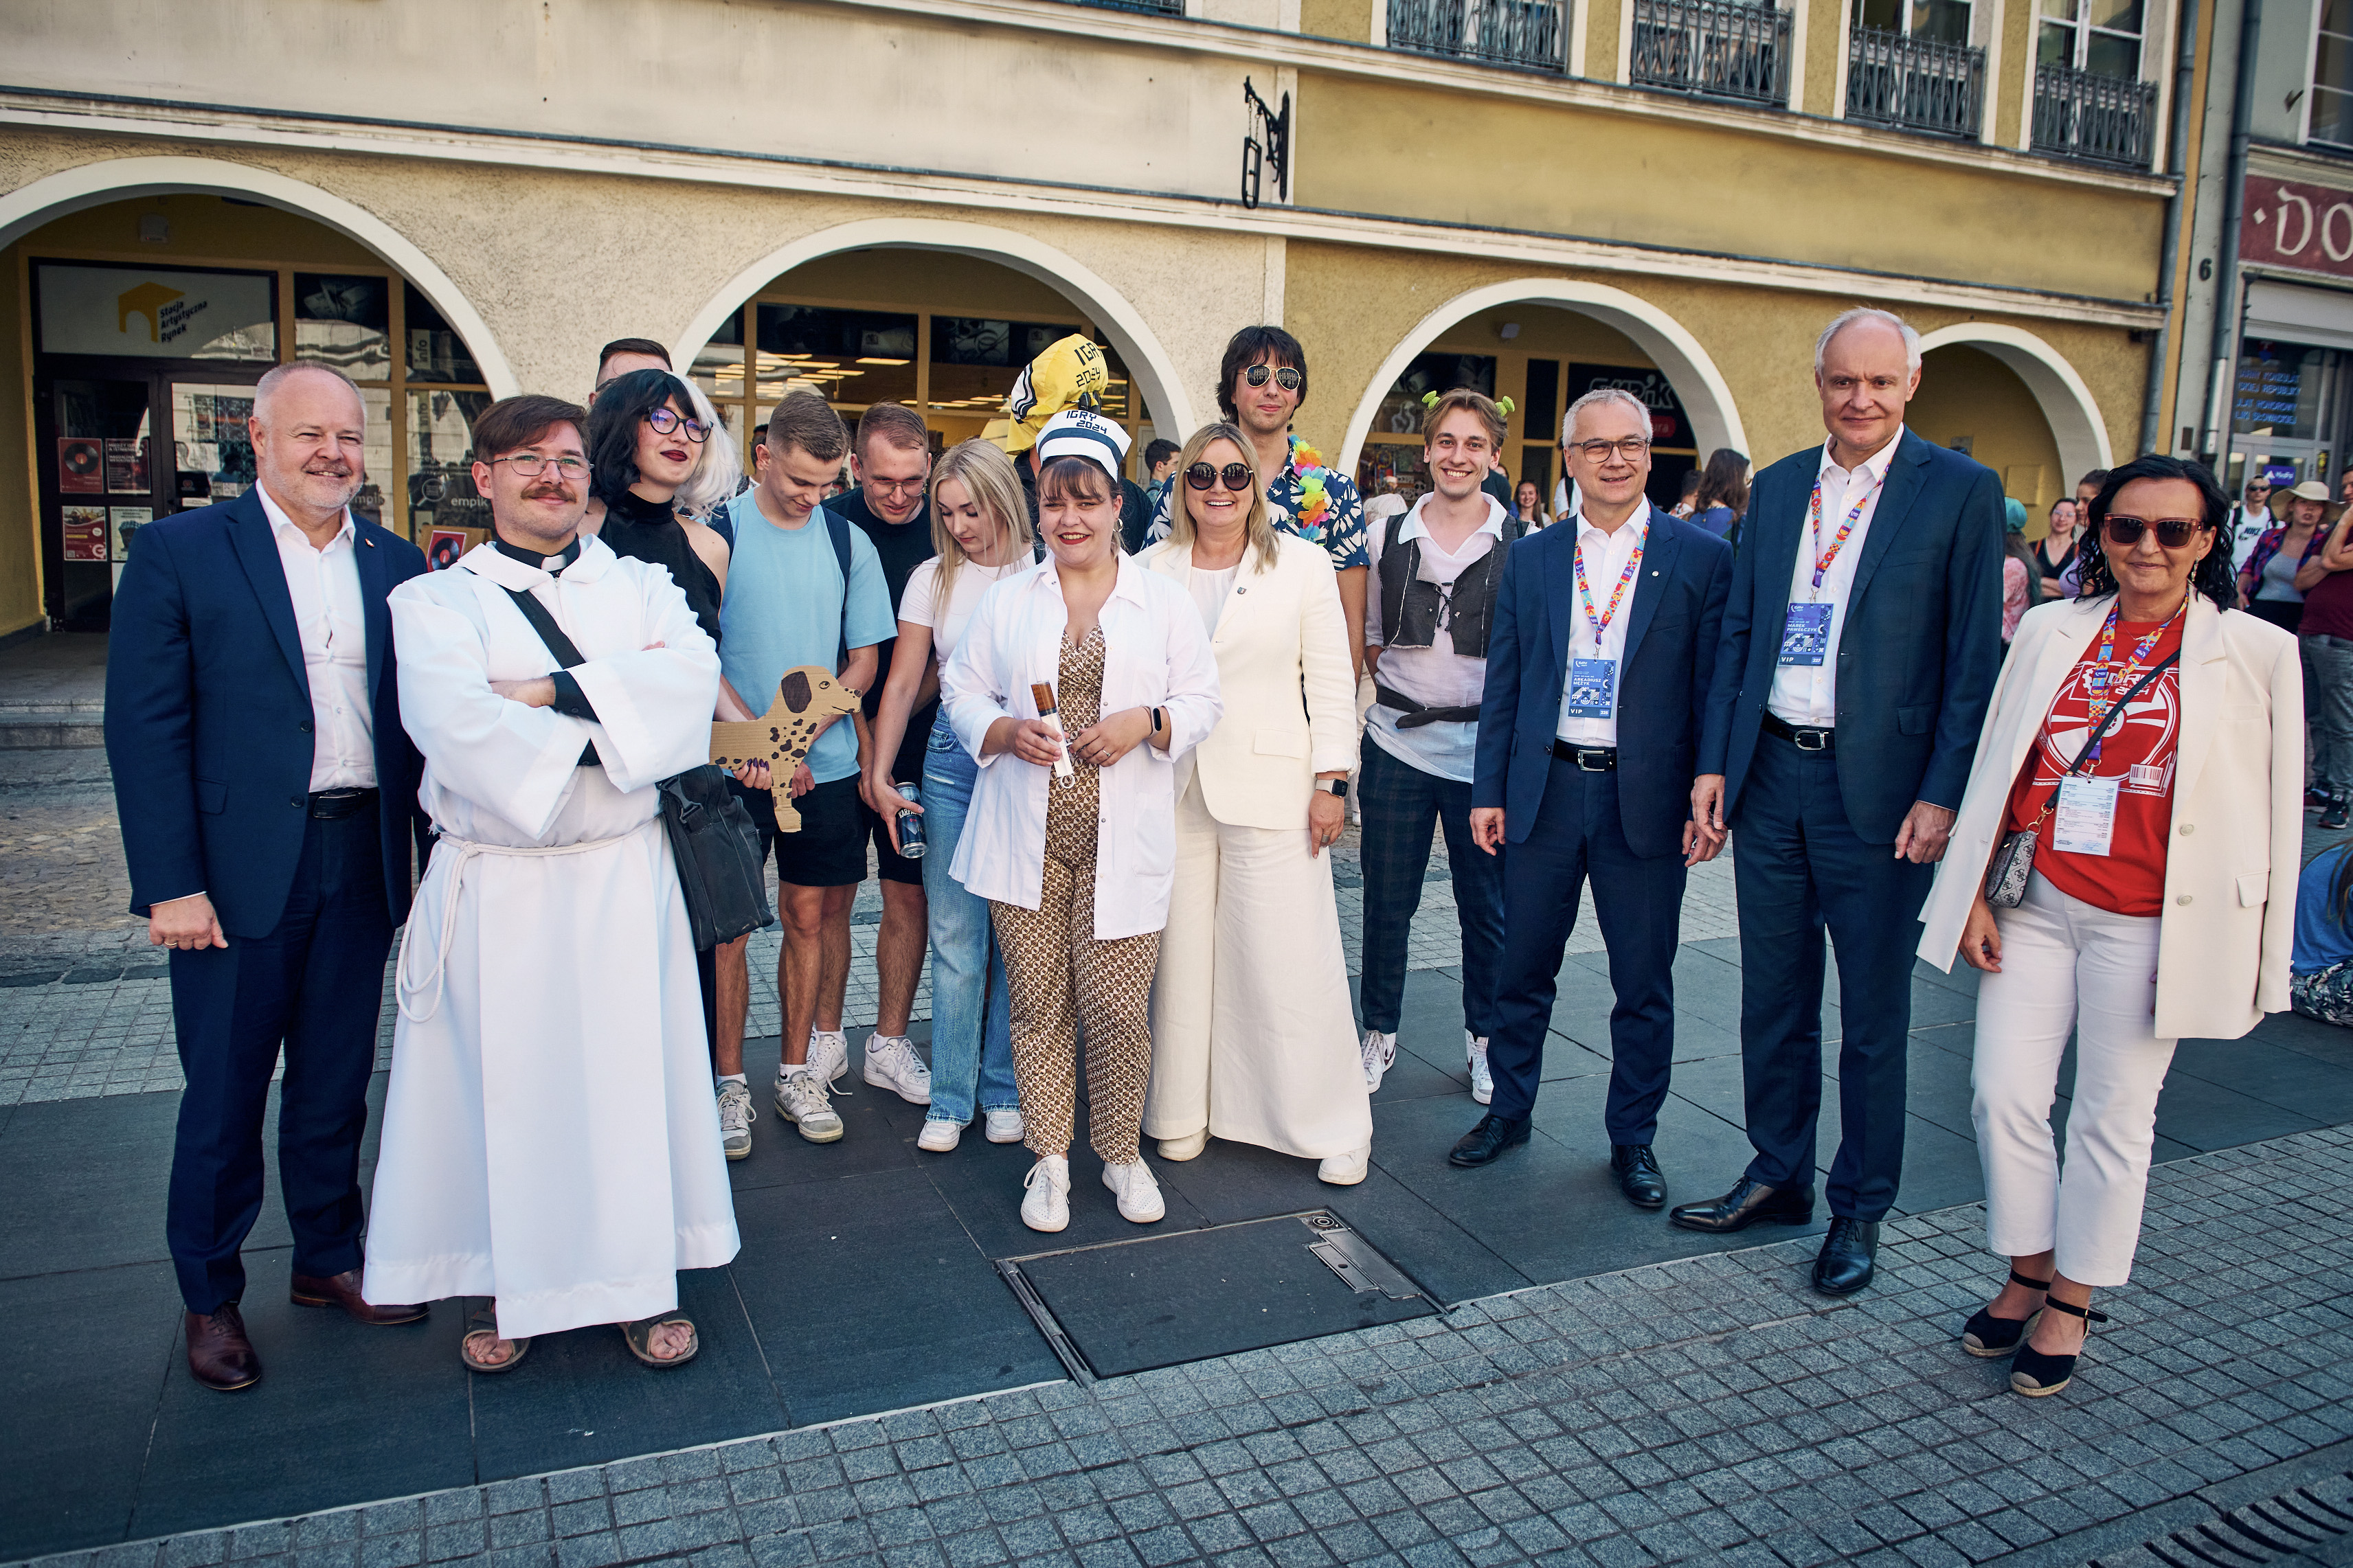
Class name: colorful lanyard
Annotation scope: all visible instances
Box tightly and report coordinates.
[1573,518,1647,638]
[2082,600,2183,763]
[1805,464,1885,595]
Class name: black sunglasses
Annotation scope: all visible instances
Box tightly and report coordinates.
[2102,515,2212,549]
[1186,462,1256,492]
[1241,365,1303,391]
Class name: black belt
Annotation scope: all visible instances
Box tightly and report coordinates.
[1549,740,1618,771]
[1375,682,1481,729]
[308,787,378,820]
[1760,712,1836,753]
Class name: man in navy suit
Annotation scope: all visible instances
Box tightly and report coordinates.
[1454,389,1733,1201]
[1678,309,2003,1295]
[107,362,432,1391]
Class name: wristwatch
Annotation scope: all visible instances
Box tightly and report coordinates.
[1322,779,1349,798]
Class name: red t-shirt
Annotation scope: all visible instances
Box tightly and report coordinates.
[2003,616,2183,917]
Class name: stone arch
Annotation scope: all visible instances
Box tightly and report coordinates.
[1913,322,2112,484]
[675,218,1195,439]
[1338,279,1748,474]
[0,155,517,396]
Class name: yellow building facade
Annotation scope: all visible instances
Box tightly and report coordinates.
[1,0,2178,638]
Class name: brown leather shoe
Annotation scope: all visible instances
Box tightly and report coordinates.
[291,1268,428,1326]
[184,1304,262,1391]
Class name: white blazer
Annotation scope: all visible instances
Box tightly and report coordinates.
[941,554,1224,940]
[1916,592,2303,1040]
[1139,532,1359,832]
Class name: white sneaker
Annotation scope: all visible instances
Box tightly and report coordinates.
[774,1065,844,1144]
[1022,1156,1070,1232]
[984,1108,1026,1144]
[1467,1032,1493,1106]
[807,1028,850,1093]
[916,1117,960,1153]
[864,1032,933,1104]
[1157,1129,1208,1161]
[1318,1146,1370,1185]
[717,1080,756,1161]
[1101,1159,1165,1223]
[1361,1029,1397,1092]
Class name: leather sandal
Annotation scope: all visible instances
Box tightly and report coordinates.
[460,1302,530,1374]
[2010,1295,2108,1396]
[1961,1269,2050,1357]
[621,1313,698,1369]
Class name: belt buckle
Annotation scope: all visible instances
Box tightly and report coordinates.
[1792,727,1827,753]
[1575,748,1612,772]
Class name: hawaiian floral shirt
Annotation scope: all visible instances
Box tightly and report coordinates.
[1148,435,1370,571]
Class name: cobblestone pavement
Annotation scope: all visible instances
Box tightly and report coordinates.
[13,1125,2349,1568]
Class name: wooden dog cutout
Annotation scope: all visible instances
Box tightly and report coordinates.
[708,665,862,832]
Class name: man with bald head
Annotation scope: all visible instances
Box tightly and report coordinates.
[1680,308,2003,1295]
[108,361,431,1392]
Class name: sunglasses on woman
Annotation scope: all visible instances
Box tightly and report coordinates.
[1186,462,1256,492]
[1241,365,1303,392]
[644,407,709,443]
[2102,515,2211,549]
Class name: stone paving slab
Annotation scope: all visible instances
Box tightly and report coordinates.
[16,1125,2348,1568]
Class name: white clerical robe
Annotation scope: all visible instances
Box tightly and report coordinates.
[361,538,739,1341]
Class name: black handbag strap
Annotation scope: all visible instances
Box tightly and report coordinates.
[499,584,597,764]
[2061,650,2179,777]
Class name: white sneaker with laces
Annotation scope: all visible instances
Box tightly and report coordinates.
[864,1032,933,1104]
[807,1028,850,1093]
[984,1108,1026,1144]
[1101,1159,1165,1223]
[1318,1145,1370,1185]
[717,1080,756,1161]
[774,1065,844,1144]
[1360,1029,1397,1092]
[916,1117,960,1153]
[1467,1032,1493,1106]
[1022,1155,1070,1232]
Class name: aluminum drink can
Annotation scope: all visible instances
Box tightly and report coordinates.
[896,783,926,859]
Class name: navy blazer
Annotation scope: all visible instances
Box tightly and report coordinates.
[105,488,429,938]
[1473,508,1733,859]
[1697,429,2004,845]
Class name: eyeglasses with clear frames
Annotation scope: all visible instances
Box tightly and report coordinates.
[1570,438,1652,462]
[490,454,591,479]
[864,475,929,496]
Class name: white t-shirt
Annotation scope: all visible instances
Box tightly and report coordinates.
[899,555,1032,664]
[1187,563,1240,633]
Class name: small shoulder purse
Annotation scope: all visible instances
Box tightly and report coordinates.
[1983,651,2179,908]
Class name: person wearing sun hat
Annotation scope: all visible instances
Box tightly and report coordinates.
[941,407,1224,1234]
[986,334,1153,552]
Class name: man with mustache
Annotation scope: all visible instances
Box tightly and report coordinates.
[107,361,432,1392]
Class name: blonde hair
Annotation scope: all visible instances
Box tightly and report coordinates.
[672,376,744,517]
[1421,387,1507,447]
[928,439,1033,602]
[1164,423,1281,575]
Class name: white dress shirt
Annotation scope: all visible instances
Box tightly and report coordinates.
[1766,432,1903,727]
[941,554,1224,941]
[257,481,375,790]
[1555,501,1652,746]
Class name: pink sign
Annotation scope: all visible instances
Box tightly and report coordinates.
[2242,177,2353,280]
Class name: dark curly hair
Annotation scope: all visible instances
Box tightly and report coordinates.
[585,367,697,505]
[2078,453,2238,612]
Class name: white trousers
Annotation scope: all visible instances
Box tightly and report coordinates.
[1144,772,1373,1159]
[1971,872,2178,1287]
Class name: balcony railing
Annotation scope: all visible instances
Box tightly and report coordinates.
[1059,0,1184,14]
[2031,62,2158,168]
[1386,0,1568,73]
[1629,0,1792,107]
[1845,26,1985,139]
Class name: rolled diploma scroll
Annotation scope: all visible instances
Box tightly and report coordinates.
[1031,682,1075,779]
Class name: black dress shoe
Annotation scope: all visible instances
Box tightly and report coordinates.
[1811,1216,1880,1295]
[1448,1114,1531,1168]
[1667,1176,1813,1233]
[184,1303,262,1392]
[1610,1144,1666,1209]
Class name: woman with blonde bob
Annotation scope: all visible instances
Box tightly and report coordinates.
[865,440,1037,1151]
[1140,422,1371,1183]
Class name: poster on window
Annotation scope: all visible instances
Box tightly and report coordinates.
[110,506,153,561]
[427,529,471,571]
[104,438,146,494]
[34,264,275,361]
[1564,365,1691,448]
[60,505,109,560]
[58,438,103,494]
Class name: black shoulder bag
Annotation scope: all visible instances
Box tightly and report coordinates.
[1983,651,2179,909]
[502,587,775,951]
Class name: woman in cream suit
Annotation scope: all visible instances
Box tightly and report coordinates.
[1919,454,2300,1399]
[1141,422,1372,1184]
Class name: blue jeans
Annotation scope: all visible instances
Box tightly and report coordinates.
[1356,736,1505,1038]
[921,714,1018,1124]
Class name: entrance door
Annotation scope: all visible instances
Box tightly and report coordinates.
[34,377,159,630]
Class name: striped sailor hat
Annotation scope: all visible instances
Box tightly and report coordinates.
[1033,407,1131,486]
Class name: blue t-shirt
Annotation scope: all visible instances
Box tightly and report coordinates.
[717,495,895,785]
[2293,843,2353,974]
